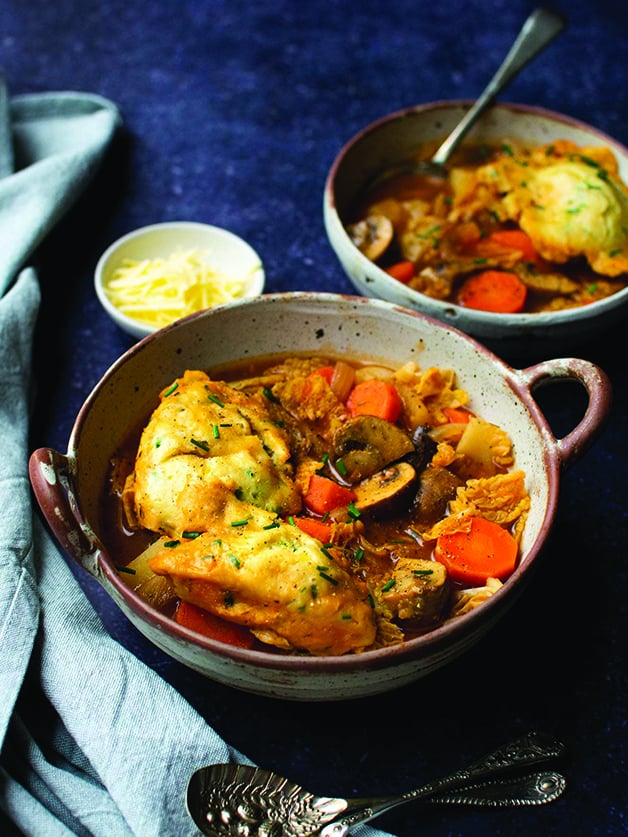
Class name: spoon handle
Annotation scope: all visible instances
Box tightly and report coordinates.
[318,771,566,836]
[431,7,566,167]
[318,731,565,835]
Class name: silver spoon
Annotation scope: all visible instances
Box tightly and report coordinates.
[187,731,566,836]
[404,6,566,179]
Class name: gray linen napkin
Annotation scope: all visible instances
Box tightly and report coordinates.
[0,79,395,837]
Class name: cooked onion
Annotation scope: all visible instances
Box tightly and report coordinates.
[330,360,355,402]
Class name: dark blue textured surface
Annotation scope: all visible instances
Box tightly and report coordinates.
[4,1,627,834]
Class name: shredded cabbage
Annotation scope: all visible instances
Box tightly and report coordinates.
[104,249,259,328]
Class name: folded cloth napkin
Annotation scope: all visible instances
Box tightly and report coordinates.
[0,78,395,836]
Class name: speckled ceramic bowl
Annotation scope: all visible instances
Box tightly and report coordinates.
[29,293,611,700]
[324,102,628,358]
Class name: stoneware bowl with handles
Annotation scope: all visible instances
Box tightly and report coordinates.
[29,293,611,700]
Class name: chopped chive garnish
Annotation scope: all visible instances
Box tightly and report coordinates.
[230,554,241,568]
[164,539,180,548]
[212,424,220,439]
[230,518,250,527]
[163,382,178,397]
[182,531,201,539]
[381,578,396,592]
[413,569,434,576]
[341,613,352,621]
[318,570,338,585]
[208,393,224,407]
[354,547,365,561]
[262,387,278,402]
[347,502,361,519]
[288,515,296,525]
[335,458,347,476]
[320,546,334,560]
[116,565,136,575]
[311,584,318,599]
[321,511,330,522]
[223,592,235,607]
[263,521,280,530]
[191,438,209,452]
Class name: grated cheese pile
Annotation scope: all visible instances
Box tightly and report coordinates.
[104,249,259,328]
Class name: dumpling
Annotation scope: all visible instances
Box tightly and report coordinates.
[516,160,628,276]
[148,519,377,655]
[125,370,302,535]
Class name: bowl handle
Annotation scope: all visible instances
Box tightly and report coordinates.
[29,447,102,578]
[516,358,612,469]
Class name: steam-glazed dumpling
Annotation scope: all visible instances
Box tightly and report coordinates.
[125,370,301,536]
[147,519,377,655]
[516,159,628,276]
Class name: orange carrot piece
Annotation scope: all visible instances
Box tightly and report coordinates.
[346,379,403,422]
[309,365,335,385]
[434,516,518,585]
[304,474,356,515]
[175,600,255,648]
[458,270,527,314]
[385,260,415,284]
[293,515,333,542]
[485,229,539,263]
[443,406,472,424]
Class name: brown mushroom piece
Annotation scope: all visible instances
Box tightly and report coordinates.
[353,461,417,518]
[346,214,394,261]
[333,415,415,483]
[414,465,463,524]
[411,424,438,472]
[377,558,449,625]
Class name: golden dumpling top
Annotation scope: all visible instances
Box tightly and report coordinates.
[126,370,302,536]
[515,160,628,275]
[450,140,628,277]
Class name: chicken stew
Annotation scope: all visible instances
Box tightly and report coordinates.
[347,139,628,313]
[108,354,530,656]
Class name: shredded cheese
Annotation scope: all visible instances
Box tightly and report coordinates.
[104,249,259,328]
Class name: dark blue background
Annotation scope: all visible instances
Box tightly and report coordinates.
[3,1,626,834]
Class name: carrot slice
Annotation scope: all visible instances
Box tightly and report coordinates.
[458,270,527,314]
[304,474,356,515]
[346,379,403,422]
[485,229,539,263]
[309,365,335,385]
[385,260,415,284]
[443,406,472,424]
[434,516,518,585]
[293,516,333,542]
[174,600,255,648]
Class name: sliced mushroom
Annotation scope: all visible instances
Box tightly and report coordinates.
[347,214,394,261]
[353,462,417,518]
[378,557,449,625]
[414,465,463,524]
[333,415,415,483]
[411,425,438,472]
